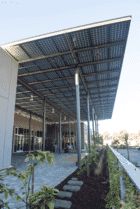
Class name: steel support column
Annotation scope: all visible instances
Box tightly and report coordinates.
[43,100,46,151]
[97,120,98,134]
[75,69,81,169]
[87,93,91,154]
[12,125,15,153]
[92,107,95,144]
[59,112,61,154]
[55,123,56,140]
[29,111,31,152]
[95,114,97,134]
[69,119,71,146]
[33,130,35,151]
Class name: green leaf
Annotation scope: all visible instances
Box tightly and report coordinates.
[4,189,8,199]
[40,160,44,166]
[36,156,41,161]
[30,154,35,160]
[41,204,46,209]
[27,164,31,167]
[8,189,14,198]
[23,197,26,201]
[16,196,21,203]
[5,203,9,208]
[28,191,32,196]
[24,157,30,162]
[47,201,54,209]
[32,200,39,205]
[0,170,7,174]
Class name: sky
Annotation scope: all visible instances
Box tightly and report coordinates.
[0,0,140,137]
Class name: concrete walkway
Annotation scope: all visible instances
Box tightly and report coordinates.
[0,149,87,209]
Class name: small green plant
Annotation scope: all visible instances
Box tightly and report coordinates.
[0,150,59,209]
[76,132,102,176]
[134,161,138,167]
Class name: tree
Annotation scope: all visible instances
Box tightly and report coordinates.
[123,134,130,160]
[111,140,120,151]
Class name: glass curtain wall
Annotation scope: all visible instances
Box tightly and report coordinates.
[13,127,43,152]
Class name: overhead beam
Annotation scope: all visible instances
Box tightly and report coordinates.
[15,105,52,121]
[17,75,118,87]
[15,97,115,106]
[16,89,116,101]
[18,68,120,83]
[16,83,118,95]
[18,77,76,121]
[18,40,125,65]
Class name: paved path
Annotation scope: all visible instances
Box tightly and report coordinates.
[0,150,88,209]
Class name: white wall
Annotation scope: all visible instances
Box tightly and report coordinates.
[0,47,18,170]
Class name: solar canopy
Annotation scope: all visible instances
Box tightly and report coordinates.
[1,16,131,123]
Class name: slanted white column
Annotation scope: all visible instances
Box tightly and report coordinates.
[0,47,18,171]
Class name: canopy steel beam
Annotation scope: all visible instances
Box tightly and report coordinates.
[16,89,116,101]
[16,84,118,95]
[18,77,75,121]
[15,97,115,107]
[18,68,120,84]
[17,74,118,88]
[15,104,52,121]
[18,40,125,65]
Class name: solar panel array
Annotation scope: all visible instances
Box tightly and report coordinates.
[4,17,131,122]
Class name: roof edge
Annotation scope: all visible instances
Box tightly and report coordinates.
[1,15,132,49]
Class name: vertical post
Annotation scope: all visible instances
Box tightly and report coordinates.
[55,123,56,140]
[75,68,81,169]
[59,112,61,154]
[29,112,31,152]
[12,125,15,153]
[95,115,96,134]
[87,93,91,177]
[92,107,95,145]
[32,165,34,195]
[43,99,46,151]
[69,119,71,146]
[97,119,99,134]
[46,123,48,149]
[87,93,91,154]
[33,130,35,151]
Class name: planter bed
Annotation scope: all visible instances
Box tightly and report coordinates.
[34,147,110,209]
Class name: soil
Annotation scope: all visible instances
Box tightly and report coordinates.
[32,147,110,209]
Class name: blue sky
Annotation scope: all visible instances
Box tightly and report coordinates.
[0,0,140,136]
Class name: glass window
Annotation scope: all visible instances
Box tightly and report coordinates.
[40,131,42,137]
[19,128,23,134]
[15,128,18,134]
